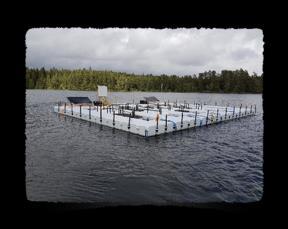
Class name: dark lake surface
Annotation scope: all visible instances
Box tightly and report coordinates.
[25,90,263,204]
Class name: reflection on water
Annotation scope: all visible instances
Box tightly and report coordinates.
[26,90,263,204]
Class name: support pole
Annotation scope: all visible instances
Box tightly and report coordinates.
[194,111,197,126]
[58,102,60,112]
[206,110,209,126]
[245,105,247,115]
[225,107,227,120]
[80,105,82,117]
[239,106,241,117]
[254,104,256,114]
[128,114,131,129]
[165,114,167,131]
[113,111,115,126]
[71,103,73,115]
[156,116,158,132]
[64,103,66,113]
[216,109,219,121]
[100,105,102,123]
[89,105,91,119]
[181,112,183,128]
[232,106,235,118]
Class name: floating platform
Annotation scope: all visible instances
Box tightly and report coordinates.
[53,101,256,137]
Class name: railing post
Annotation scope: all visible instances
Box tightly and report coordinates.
[113,111,115,126]
[58,102,60,112]
[89,105,91,119]
[128,114,131,129]
[71,103,73,115]
[254,105,256,114]
[250,105,253,114]
[80,105,82,117]
[100,105,102,123]
[156,116,158,132]
[181,112,183,128]
[216,109,219,121]
[64,103,66,113]
[225,107,227,120]
[245,105,247,115]
[165,114,167,131]
[194,111,197,126]
[232,106,235,118]
[206,110,209,126]
[239,106,241,118]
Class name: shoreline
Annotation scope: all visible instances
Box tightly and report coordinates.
[25,89,262,95]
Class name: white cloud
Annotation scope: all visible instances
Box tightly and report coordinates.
[26,28,263,76]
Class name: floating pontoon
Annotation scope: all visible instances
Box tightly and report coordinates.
[54,97,256,137]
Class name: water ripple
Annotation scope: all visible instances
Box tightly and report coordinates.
[26,90,263,203]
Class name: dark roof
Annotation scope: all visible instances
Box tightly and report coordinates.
[144,96,159,102]
[67,97,92,104]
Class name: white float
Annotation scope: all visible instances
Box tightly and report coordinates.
[53,101,256,137]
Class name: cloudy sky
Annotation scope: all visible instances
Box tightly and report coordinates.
[26,28,263,76]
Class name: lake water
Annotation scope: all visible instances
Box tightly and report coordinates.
[25,90,263,204]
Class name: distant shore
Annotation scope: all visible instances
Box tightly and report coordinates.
[26,88,262,94]
[26,68,263,94]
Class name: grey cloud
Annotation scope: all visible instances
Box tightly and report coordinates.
[230,48,259,61]
[26,28,263,76]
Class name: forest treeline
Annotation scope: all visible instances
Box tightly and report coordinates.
[26,68,262,93]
